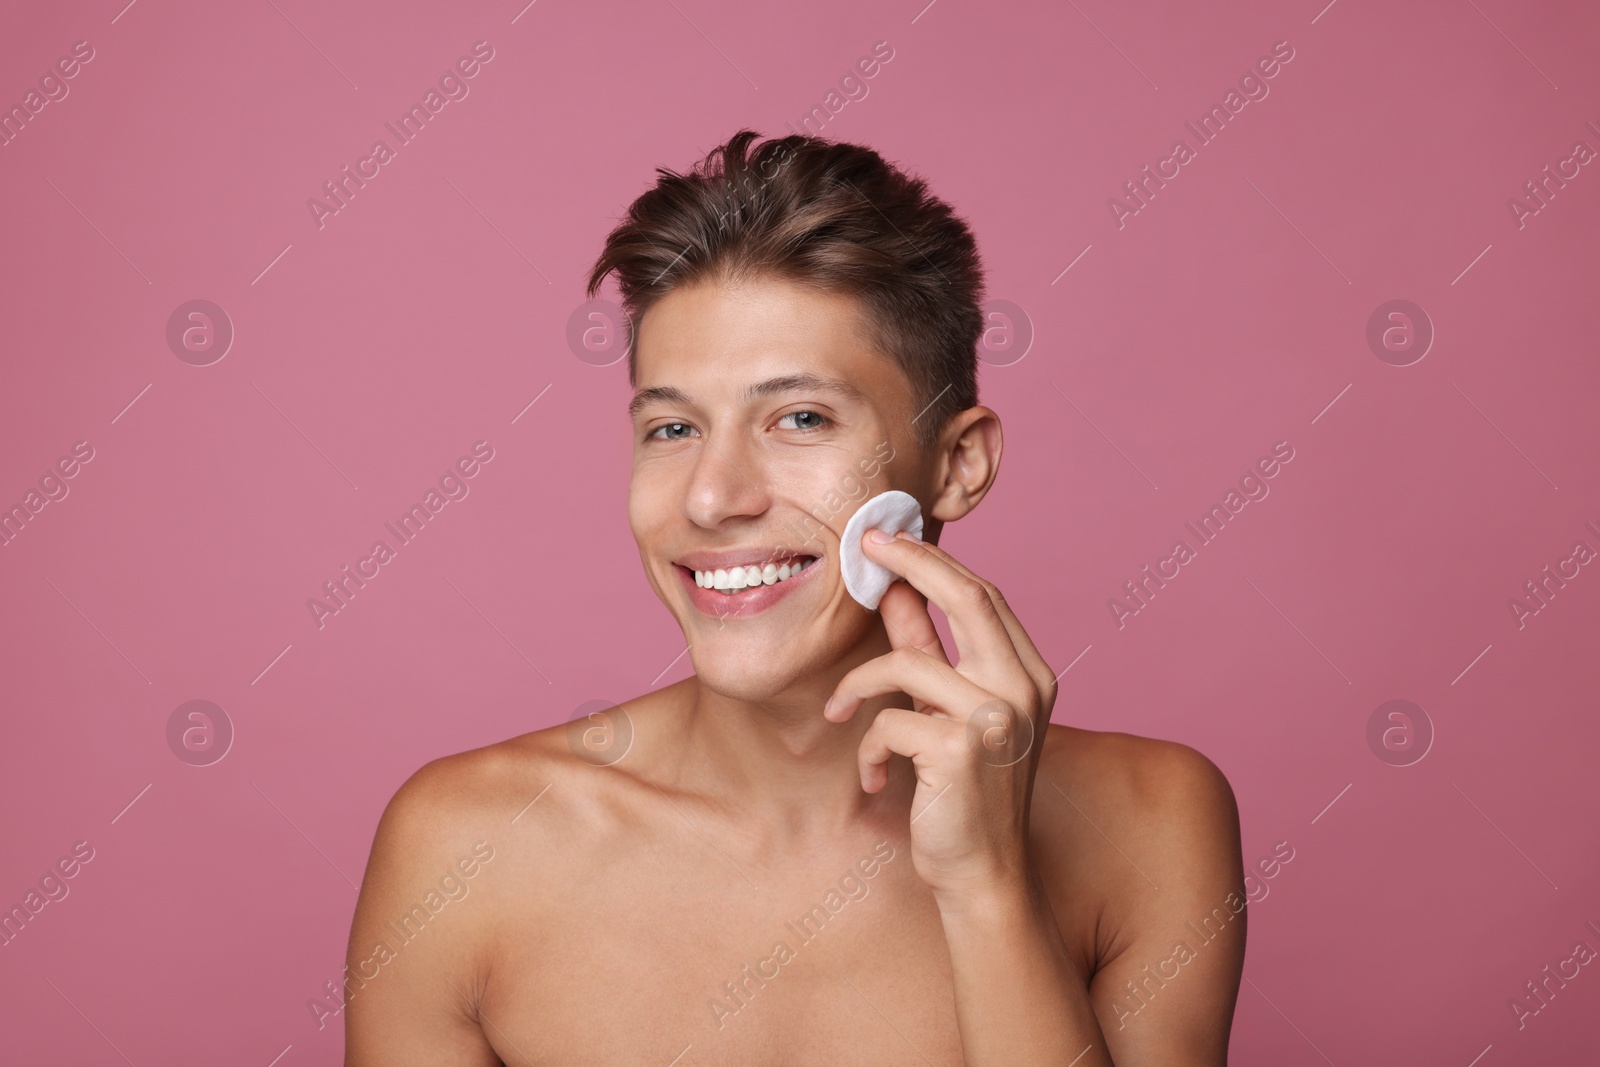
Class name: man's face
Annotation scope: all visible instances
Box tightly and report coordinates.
[628,274,925,701]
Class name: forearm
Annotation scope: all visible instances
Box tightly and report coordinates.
[937,867,1112,1067]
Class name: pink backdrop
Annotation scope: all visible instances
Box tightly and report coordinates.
[3,0,1598,1062]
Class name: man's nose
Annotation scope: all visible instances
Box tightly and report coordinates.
[683,435,771,527]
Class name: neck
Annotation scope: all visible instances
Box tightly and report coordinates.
[666,625,918,843]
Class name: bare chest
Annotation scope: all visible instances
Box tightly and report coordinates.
[479,843,971,1067]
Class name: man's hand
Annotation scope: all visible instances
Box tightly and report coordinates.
[822,526,1058,907]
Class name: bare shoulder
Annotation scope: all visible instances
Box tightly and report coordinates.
[1028,724,1243,955]
[1030,723,1245,1060]
[1034,723,1239,843]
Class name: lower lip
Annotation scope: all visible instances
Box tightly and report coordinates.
[676,559,822,619]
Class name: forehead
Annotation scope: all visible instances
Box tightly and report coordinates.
[632,274,905,398]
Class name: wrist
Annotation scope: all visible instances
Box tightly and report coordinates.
[932,868,1040,925]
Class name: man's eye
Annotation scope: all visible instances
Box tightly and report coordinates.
[649,422,698,440]
[778,411,830,431]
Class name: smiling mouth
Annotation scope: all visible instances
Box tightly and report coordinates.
[689,555,818,594]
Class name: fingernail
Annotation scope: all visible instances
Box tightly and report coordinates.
[823,696,837,718]
[868,528,894,544]
[895,528,921,542]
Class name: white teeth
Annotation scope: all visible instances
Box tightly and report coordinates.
[691,558,815,592]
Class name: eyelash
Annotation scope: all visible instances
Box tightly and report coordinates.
[646,410,833,441]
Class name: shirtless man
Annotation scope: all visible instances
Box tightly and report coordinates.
[343,130,1246,1065]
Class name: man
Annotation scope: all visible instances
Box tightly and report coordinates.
[344,130,1245,1065]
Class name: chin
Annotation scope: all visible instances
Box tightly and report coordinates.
[684,616,868,704]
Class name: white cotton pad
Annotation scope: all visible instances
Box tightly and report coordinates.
[839,490,924,611]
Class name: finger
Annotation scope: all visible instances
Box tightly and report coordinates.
[882,534,1058,706]
[857,706,956,793]
[824,645,1005,724]
[877,581,950,666]
[858,529,1019,672]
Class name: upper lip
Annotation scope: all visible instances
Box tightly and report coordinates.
[674,547,820,572]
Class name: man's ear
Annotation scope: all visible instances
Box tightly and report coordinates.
[928,406,1002,523]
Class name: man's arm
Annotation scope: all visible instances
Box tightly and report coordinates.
[344,757,504,1067]
[932,739,1243,1066]
[1082,740,1246,1063]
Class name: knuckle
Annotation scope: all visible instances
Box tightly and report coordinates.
[958,578,994,613]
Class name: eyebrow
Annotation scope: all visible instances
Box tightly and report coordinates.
[627,373,870,418]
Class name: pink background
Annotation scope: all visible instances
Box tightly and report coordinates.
[3,0,1598,1062]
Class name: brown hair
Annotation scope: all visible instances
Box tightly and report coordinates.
[585,129,984,447]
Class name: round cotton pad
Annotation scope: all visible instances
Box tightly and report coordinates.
[839,489,924,611]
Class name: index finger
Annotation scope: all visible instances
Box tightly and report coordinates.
[859,528,1020,671]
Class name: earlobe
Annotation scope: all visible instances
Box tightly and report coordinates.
[929,407,1002,523]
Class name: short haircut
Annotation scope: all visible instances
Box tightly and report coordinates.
[585,129,984,447]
